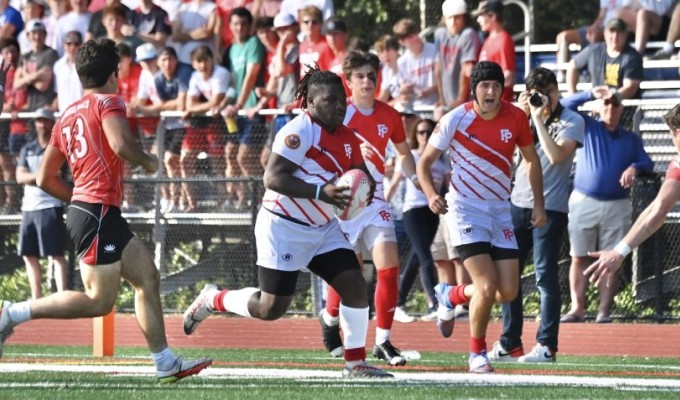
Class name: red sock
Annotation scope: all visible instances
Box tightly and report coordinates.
[212,289,228,312]
[375,267,398,330]
[470,336,487,354]
[325,286,341,318]
[450,284,470,306]
[344,347,366,362]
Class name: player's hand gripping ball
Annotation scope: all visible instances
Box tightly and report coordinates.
[333,169,371,221]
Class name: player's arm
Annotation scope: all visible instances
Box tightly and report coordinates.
[263,152,350,208]
[393,140,418,189]
[36,145,72,202]
[586,178,680,286]
[518,143,546,228]
[102,116,158,173]
[417,143,446,214]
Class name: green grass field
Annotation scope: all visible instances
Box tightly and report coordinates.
[0,345,679,399]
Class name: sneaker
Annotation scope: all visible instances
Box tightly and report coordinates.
[393,306,416,323]
[182,284,218,335]
[0,301,15,358]
[342,361,394,378]
[646,49,672,60]
[420,310,437,322]
[373,340,406,366]
[318,311,343,357]
[156,356,213,383]
[488,341,524,362]
[435,303,455,338]
[469,350,495,373]
[433,283,454,309]
[518,343,556,363]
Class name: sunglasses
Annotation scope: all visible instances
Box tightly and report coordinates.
[603,97,621,107]
[302,19,320,25]
[416,129,432,135]
[65,42,81,46]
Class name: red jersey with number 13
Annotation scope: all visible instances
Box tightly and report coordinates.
[50,93,127,206]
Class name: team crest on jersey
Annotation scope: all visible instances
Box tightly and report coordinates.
[344,144,352,158]
[377,124,388,138]
[284,134,301,149]
[283,133,300,150]
[500,129,512,143]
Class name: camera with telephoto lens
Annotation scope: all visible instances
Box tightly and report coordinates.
[529,92,545,107]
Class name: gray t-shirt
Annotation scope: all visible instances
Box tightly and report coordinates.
[433,26,481,105]
[511,105,585,213]
[21,46,59,111]
[18,140,64,211]
[572,42,643,98]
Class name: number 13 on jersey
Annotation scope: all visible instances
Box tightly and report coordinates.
[62,117,88,163]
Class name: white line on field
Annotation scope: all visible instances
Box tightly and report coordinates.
[0,363,679,391]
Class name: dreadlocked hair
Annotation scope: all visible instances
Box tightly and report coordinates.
[295,64,343,108]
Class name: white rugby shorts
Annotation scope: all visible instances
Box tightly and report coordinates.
[338,200,397,255]
[255,208,353,272]
[445,194,518,250]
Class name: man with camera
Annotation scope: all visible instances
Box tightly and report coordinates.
[489,67,585,363]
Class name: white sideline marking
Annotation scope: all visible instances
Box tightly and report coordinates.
[0,363,679,390]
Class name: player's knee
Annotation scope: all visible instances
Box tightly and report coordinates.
[476,280,498,301]
[258,302,288,321]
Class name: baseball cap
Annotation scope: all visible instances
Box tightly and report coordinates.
[34,108,55,121]
[273,12,296,29]
[471,0,503,16]
[605,18,627,32]
[135,43,158,62]
[324,17,347,33]
[442,0,467,17]
[26,19,46,33]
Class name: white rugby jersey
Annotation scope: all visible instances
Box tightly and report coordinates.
[429,101,533,201]
[262,113,364,227]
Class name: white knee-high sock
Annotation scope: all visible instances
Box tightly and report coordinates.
[220,287,259,318]
[339,303,368,350]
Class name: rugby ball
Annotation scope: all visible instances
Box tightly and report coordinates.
[332,169,371,221]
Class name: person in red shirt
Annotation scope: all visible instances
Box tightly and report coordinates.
[319,51,417,367]
[115,42,143,211]
[0,38,25,213]
[0,37,212,383]
[474,0,516,102]
[298,5,332,79]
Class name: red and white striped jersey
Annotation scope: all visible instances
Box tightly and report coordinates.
[429,101,533,201]
[344,100,406,201]
[262,113,364,227]
[50,93,127,206]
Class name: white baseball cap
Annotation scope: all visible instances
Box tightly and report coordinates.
[442,0,467,17]
[273,12,296,29]
[135,43,158,62]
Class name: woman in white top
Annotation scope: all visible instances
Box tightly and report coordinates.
[387,118,450,321]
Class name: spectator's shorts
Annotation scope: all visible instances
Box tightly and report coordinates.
[444,194,518,251]
[431,213,460,261]
[0,122,10,154]
[164,128,185,155]
[568,191,632,257]
[338,200,397,255]
[18,207,66,257]
[182,126,225,156]
[224,115,266,146]
[9,133,28,156]
[254,208,353,272]
[66,201,134,265]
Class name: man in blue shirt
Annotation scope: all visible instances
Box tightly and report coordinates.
[561,87,653,324]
